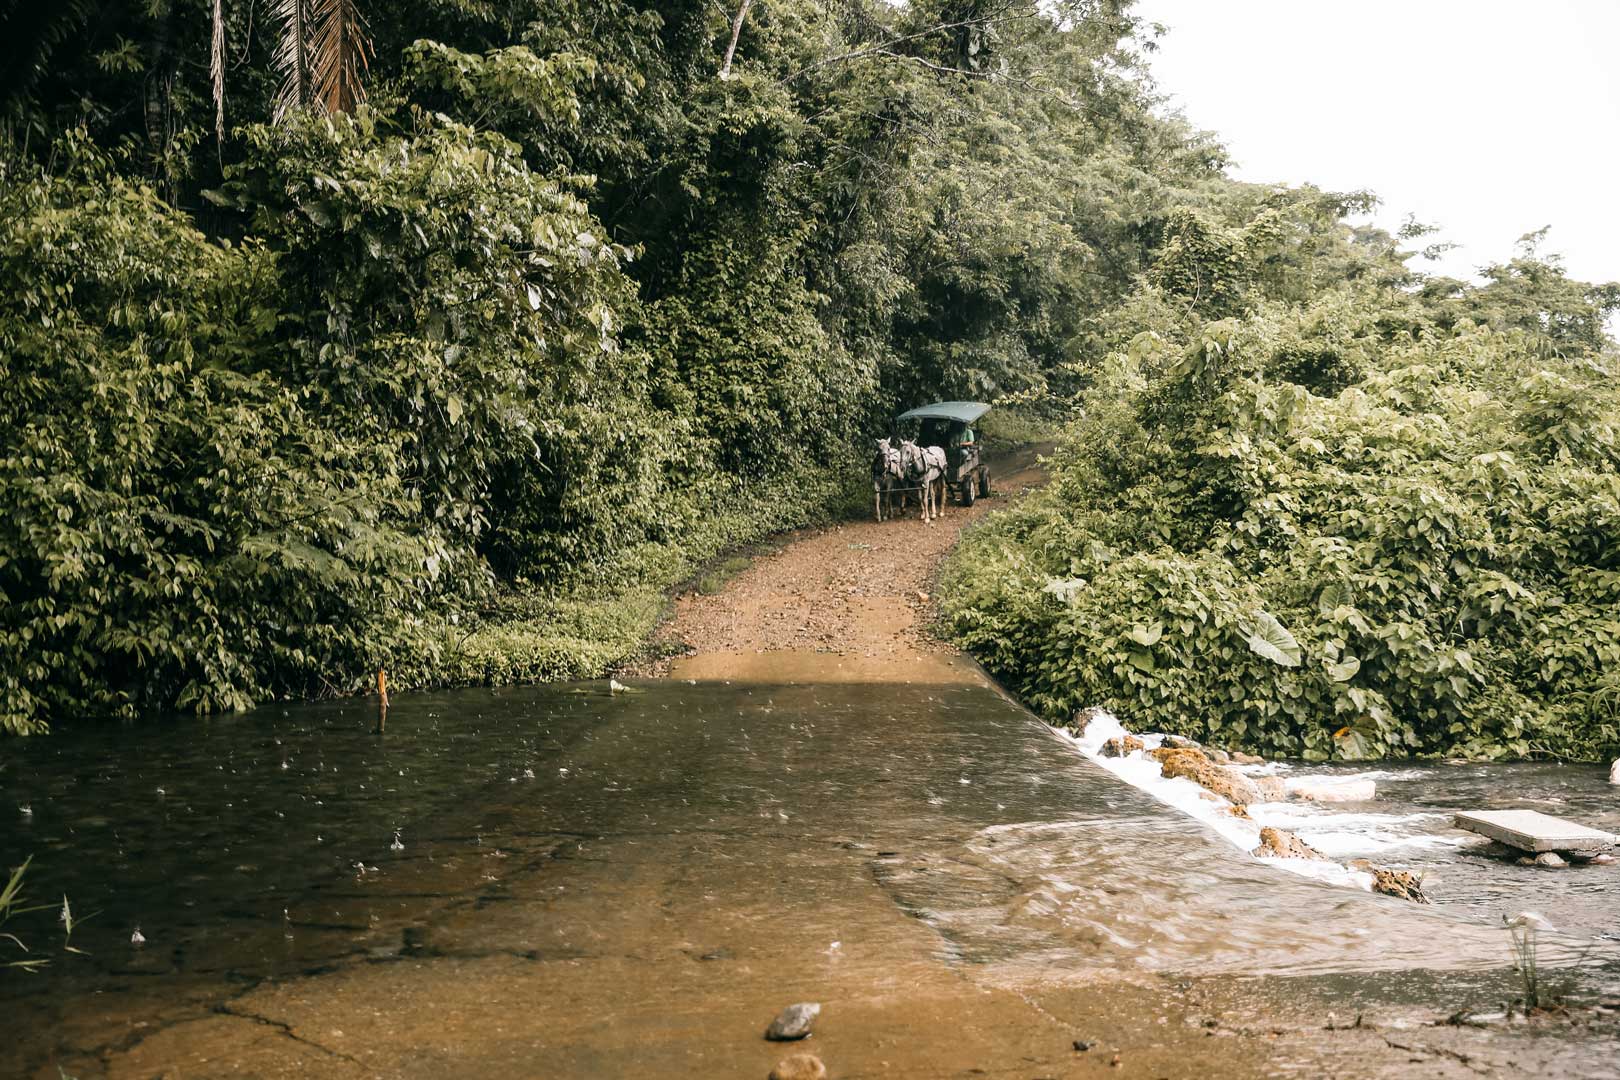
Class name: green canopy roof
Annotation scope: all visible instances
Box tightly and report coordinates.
[896,400,991,425]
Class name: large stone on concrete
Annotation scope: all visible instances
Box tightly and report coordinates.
[1251,827,1326,861]
[1099,734,1144,758]
[766,1002,821,1041]
[1349,860,1430,904]
[1147,748,1263,806]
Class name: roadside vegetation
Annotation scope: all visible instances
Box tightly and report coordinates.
[0,1,1194,733]
[942,224,1620,761]
[2,1,1614,759]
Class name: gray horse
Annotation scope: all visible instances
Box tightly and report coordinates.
[899,439,948,523]
[871,438,904,521]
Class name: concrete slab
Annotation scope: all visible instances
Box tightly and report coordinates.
[1455,809,1618,854]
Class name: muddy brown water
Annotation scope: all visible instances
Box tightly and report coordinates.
[3,681,1619,1078]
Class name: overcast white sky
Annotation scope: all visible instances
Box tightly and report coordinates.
[1131,0,1620,286]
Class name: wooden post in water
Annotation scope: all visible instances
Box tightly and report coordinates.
[375,668,389,734]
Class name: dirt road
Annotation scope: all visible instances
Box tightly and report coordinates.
[633,443,1049,685]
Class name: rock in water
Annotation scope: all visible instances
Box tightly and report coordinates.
[1534,852,1568,869]
[765,1003,821,1041]
[1286,778,1376,803]
[1592,853,1615,865]
[769,1053,826,1080]
[1148,748,1262,806]
[1100,734,1144,758]
[1231,751,1266,765]
[1369,868,1428,902]
[1251,827,1327,861]
[1252,776,1287,802]
[1610,759,1619,785]
[1376,871,1429,902]
[1349,860,1430,903]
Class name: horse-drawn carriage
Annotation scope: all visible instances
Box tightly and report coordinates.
[871,400,993,522]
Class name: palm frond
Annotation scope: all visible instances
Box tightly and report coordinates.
[309,0,371,115]
[270,0,313,122]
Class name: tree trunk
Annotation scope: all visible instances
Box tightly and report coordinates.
[719,0,754,80]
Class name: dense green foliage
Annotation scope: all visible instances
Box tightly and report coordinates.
[3,1,1227,733]
[3,1,1615,760]
[943,218,1620,760]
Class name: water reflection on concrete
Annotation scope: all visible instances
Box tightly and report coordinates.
[2,680,1617,1078]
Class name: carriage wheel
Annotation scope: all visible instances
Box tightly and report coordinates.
[960,480,975,507]
[978,467,991,498]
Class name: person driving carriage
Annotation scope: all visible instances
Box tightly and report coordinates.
[917,420,973,452]
[882,401,991,519]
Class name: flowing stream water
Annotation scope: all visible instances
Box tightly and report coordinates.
[1069,712,1620,938]
[3,680,1618,1078]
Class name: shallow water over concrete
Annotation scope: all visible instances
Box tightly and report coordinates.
[3,680,1618,1077]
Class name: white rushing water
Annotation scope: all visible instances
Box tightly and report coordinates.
[1064,710,1464,892]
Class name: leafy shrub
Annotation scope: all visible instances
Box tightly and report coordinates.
[212,104,664,577]
[944,283,1620,761]
[0,143,433,733]
[1,122,882,735]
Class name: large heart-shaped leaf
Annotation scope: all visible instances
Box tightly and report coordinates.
[1128,621,1163,646]
[1327,656,1360,682]
[1242,611,1301,667]
[1317,582,1351,615]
